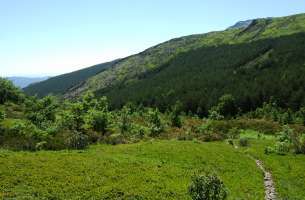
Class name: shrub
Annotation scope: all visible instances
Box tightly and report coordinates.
[104,134,126,145]
[266,126,305,155]
[264,146,275,154]
[228,127,240,139]
[171,101,183,128]
[210,94,238,119]
[83,110,111,135]
[65,131,89,149]
[0,78,23,104]
[239,138,249,147]
[208,110,224,120]
[131,124,147,138]
[2,120,47,150]
[195,122,226,142]
[227,139,234,146]
[188,173,228,200]
[177,130,194,141]
[119,106,132,135]
[274,141,290,155]
[35,141,48,151]
[0,108,5,121]
[171,113,182,128]
[148,109,164,137]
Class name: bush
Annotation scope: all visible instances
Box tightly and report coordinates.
[239,138,249,147]
[265,126,305,155]
[148,109,164,137]
[227,139,234,146]
[83,110,111,135]
[195,122,226,142]
[228,127,240,139]
[35,141,48,151]
[171,101,183,128]
[104,134,126,145]
[188,173,228,200]
[208,110,224,120]
[65,131,89,149]
[1,119,47,150]
[274,141,290,155]
[0,108,5,121]
[264,146,275,154]
[209,94,238,119]
[131,124,147,138]
[119,106,132,135]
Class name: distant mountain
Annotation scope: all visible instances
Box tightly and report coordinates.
[227,19,254,30]
[7,77,49,88]
[24,60,120,97]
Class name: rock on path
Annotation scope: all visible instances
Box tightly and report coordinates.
[255,159,277,200]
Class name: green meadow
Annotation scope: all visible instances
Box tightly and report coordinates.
[1,138,304,200]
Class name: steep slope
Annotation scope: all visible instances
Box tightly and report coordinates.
[103,32,305,114]
[227,19,253,30]
[24,60,119,97]
[65,13,305,100]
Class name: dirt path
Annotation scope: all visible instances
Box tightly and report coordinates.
[255,159,277,200]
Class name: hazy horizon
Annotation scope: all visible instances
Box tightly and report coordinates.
[1,0,305,77]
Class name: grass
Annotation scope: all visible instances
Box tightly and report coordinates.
[1,136,305,200]
[246,139,305,200]
[0,140,264,200]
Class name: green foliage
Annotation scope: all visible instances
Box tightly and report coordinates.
[170,101,183,128]
[83,110,111,135]
[0,141,268,199]
[188,173,228,200]
[59,14,305,112]
[101,33,305,116]
[228,127,240,139]
[65,131,89,150]
[104,133,126,145]
[208,110,224,120]
[239,138,249,147]
[0,119,47,150]
[0,77,23,104]
[0,108,5,121]
[212,94,238,119]
[148,108,164,136]
[26,95,59,129]
[266,125,305,155]
[119,105,132,135]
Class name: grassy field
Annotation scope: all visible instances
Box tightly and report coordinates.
[0,140,265,200]
[1,139,305,200]
[246,139,305,200]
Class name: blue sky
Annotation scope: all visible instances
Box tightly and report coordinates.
[1,0,305,77]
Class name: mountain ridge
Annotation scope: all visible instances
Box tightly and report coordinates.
[24,13,305,111]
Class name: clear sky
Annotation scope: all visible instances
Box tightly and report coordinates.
[1,0,305,77]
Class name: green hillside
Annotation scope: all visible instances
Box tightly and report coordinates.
[24,60,119,97]
[65,13,305,103]
[103,32,305,114]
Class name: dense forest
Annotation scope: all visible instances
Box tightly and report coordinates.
[101,33,305,115]
[1,76,305,152]
[24,14,305,100]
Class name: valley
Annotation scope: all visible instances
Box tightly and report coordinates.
[1,10,305,200]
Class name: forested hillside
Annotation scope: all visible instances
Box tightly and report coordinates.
[24,60,119,97]
[23,13,305,115]
[65,13,305,100]
[103,33,305,115]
